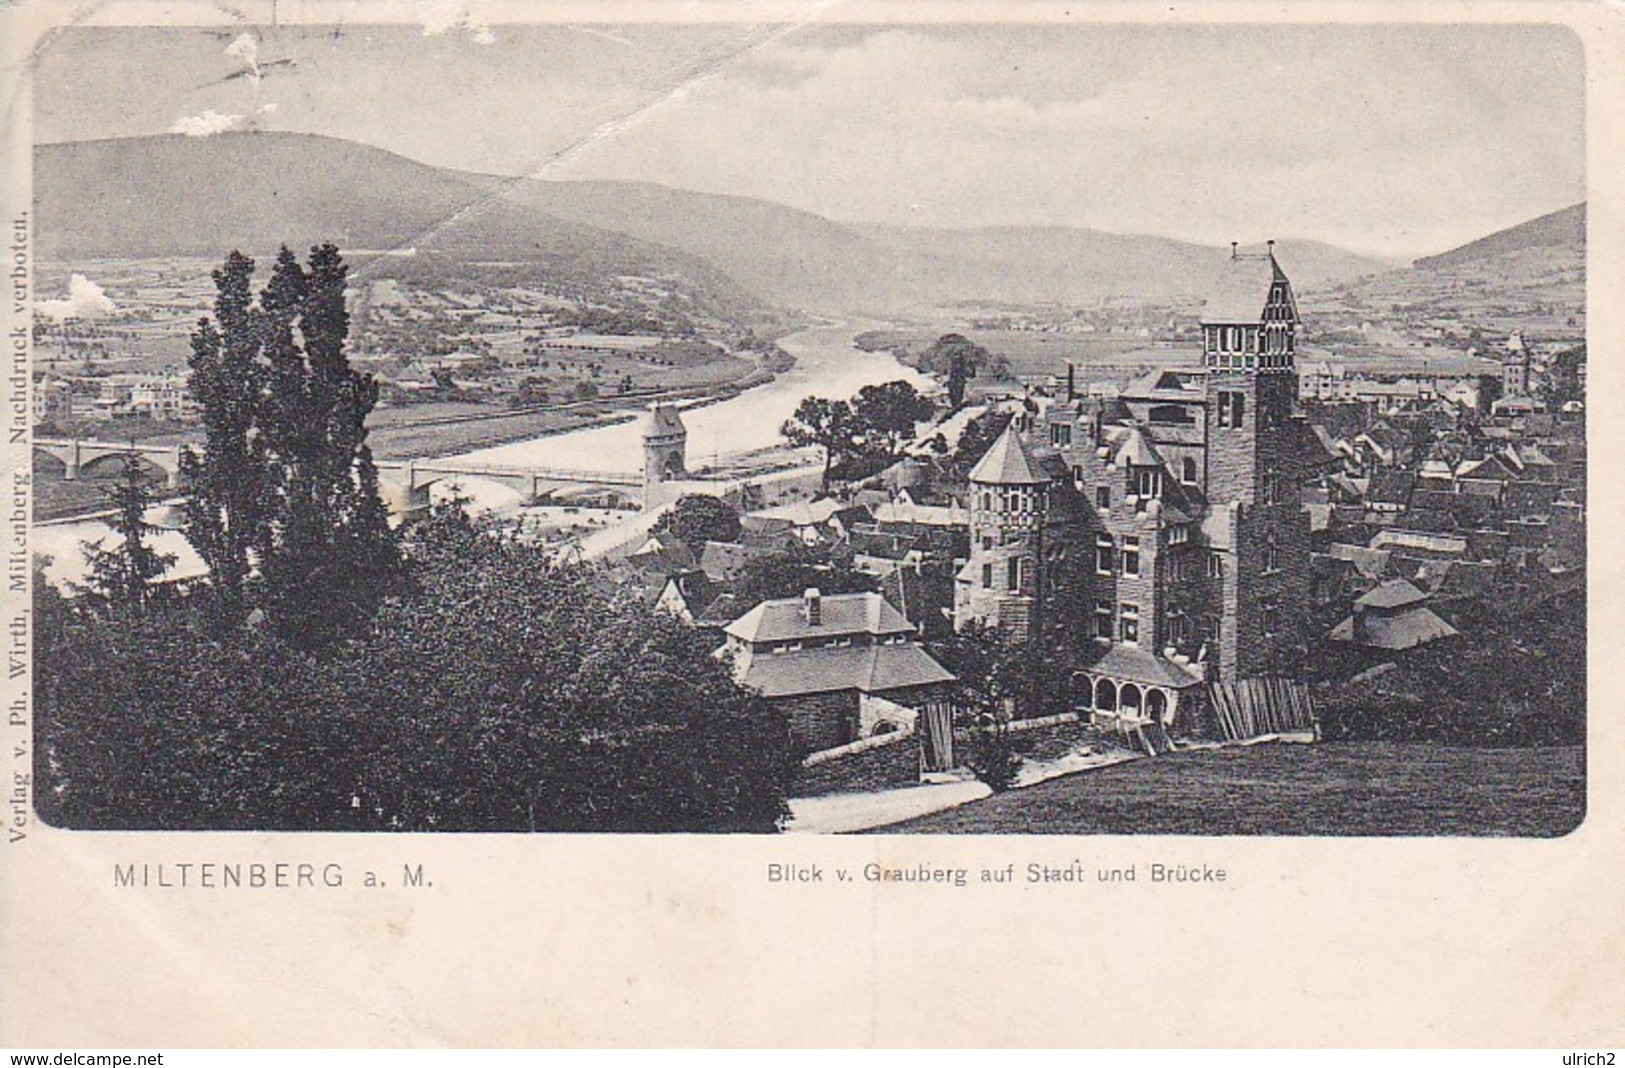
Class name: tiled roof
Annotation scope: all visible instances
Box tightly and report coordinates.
[1077,644,1206,689]
[968,425,1047,485]
[1370,530,1468,556]
[737,643,955,698]
[1330,605,1459,650]
[1355,578,1428,610]
[872,500,970,527]
[725,591,916,645]
[749,497,845,527]
[1326,543,1393,580]
[1201,252,1285,324]
[1121,367,1206,401]
[698,540,781,583]
[1113,426,1165,469]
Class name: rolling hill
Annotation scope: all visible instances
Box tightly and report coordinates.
[34,133,763,321]
[37,131,1415,317]
[1413,203,1585,270]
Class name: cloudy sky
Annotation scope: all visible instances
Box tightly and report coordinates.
[31,18,1585,258]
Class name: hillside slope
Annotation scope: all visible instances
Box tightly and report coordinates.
[1413,203,1585,270]
[34,133,761,319]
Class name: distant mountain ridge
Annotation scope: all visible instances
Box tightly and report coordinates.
[36,131,1542,316]
[34,133,761,320]
[1413,203,1585,270]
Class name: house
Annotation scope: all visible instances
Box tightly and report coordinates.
[723,589,955,752]
[1328,578,1459,651]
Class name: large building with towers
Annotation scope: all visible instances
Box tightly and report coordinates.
[954,244,1316,733]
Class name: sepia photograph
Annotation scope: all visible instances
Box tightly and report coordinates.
[18,14,1587,838]
[5,0,1624,1051]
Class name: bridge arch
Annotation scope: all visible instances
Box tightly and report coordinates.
[32,439,184,487]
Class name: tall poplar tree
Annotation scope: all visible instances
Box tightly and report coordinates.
[179,251,268,632]
[256,244,400,650]
[181,244,399,648]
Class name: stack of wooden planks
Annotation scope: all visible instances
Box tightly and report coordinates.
[1207,677,1317,741]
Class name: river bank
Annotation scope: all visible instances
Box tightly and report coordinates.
[30,345,797,522]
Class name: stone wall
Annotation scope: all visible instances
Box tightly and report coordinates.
[793,728,920,798]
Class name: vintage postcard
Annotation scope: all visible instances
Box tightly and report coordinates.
[0,0,1619,1048]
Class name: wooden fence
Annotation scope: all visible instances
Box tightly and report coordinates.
[1207,678,1317,741]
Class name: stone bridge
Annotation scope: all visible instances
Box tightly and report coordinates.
[34,439,643,501]
[34,438,186,487]
[373,459,642,500]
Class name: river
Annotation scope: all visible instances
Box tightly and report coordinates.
[446,319,930,473]
[33,321,928,586]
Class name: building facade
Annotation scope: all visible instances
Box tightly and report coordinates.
[954,246,1317,732]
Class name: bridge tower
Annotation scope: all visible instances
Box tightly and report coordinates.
[642,402,688,508]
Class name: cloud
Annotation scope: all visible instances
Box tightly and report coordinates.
[37,274,118,323]
[416,1,495,45]
[170,103,277,136]
[223,32,258,67]
[170,108,245,136]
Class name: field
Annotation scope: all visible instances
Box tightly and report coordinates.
[875,742,1584,837]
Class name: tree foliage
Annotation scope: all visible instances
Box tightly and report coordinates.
[852,380,935,455]
[654,494,742,549]
[74,454,174,614]
[780,396,860,491]
[782,380,938,489]
[36,502,796,833]
[732,542,878,607]
[952,409,1014,478]
[179,251,267,631]
[178,245,400,649]
[917,334,1003,409]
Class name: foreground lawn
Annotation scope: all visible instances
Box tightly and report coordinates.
[875,742,1585,837]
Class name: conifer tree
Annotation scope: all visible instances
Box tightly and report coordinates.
[77,453,175,613]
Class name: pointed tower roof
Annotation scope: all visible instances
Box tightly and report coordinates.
[1202,247,1294,325]
[968,424,1047,485]
[643,402,686,440]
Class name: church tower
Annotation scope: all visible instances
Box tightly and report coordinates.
[642,402,688,509]
[954,424,1049,642]
[1200,243,1310,678]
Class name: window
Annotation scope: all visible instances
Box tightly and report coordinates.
[1007,556,1022,591]
[1095,534,1114,575]
[1169,524,1189,545]
[1096,485,1111,511]
[981,535,994,551]
[1182,457,1198,484]
[1262,471,1278,505]
[1095,600,1114,640]
[982,562,993,589]
[1263,536,1280,574]
[1073,465,1085,490]
[1119,603,1139,645]
[980,491,992,512]
[1167,608,1188,645]
[1149,404,1194,426]
[1167,552,1186,582]
[1262,599,1281,637]
[1207,552,1223,579]
[1217,390,1245,429]
[1131,467,1161,499]
[1050,422,1073,447]
[1121,536,1140,577]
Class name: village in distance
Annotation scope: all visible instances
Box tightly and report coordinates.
[27,131,1585,838]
